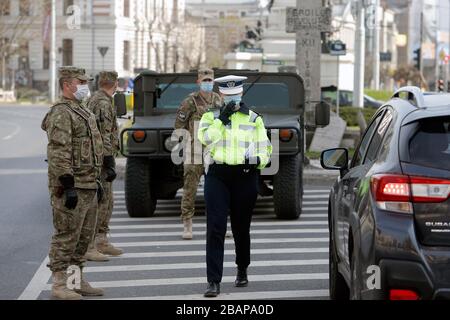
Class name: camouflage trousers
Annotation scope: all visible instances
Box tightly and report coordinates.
[48,188,97,272]
[96,174,113,235]
[181,164,204,221]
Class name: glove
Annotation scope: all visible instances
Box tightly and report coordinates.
[218,101,238,125]
[103,156,117,182]
[59,175,78,210]
[97,180,104,203]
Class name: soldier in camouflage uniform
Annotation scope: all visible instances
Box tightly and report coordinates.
[42,66,105,299]
[86,71,123,259]
[174,69,222,239]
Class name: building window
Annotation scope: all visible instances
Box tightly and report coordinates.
[62,39,73,66]
[123,41,130,70]
[0,0,10,15]
[43,47,49,70]
[241,11,246,18]
[219,11,225,19]
[19,0,30,16]
[124,0,130,17]
[63,0,74,16]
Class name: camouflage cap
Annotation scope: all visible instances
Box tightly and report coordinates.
[59,66,93,81]
[198,68,214,81]
[98,71,119,83]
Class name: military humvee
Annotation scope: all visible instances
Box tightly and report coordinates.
[119,69,330,220]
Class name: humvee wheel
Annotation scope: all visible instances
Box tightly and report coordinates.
[273,154,303,219]
[125,158,156,217]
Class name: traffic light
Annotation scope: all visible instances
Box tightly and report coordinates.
[437,79,444,92]
[413,48,421,70]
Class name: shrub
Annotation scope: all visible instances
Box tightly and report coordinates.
[334,107,377,127]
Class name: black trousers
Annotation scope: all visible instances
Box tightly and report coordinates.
[204,164,258,283]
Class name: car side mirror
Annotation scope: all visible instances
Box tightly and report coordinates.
[114,92,127,117]
[320,148,348,171]
[315,101,331,127]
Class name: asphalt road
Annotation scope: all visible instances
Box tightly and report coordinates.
[0,104,334,300]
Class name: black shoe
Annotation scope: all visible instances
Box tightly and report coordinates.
[257,180,273,197]
[204,282,220,297]
[235,269,248,287]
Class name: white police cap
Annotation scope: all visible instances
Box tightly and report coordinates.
[214,75,248,95]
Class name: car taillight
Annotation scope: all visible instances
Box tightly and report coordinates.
[389,289,420,300]
[371,174,450,214]
[410,177,450,203]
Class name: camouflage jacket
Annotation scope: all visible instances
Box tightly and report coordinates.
[87,89,120,157]
[41,97,104,190]
[174,91,222,154]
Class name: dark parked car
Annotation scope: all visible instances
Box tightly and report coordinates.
[321,86,450,300]
[322,86,384,109]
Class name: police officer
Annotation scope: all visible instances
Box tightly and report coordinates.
[42,66,104,299]
[174,69,222,239]
[198,75,272,297]
[86,71,123,260]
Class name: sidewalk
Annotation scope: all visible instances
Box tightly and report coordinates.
[115,157,339,184]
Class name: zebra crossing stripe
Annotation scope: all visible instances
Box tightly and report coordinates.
[43,273,329,290]
[111,237,329,247]
[103,289,329,300]
[109,228,328,238]
[108,221,328,230]
[83,259,329,273]
[108,247,329,259]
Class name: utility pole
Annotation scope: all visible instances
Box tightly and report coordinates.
[1,39,6,89]
[372,0,380,90]
[353,0,365,108]
[50,0,56,103]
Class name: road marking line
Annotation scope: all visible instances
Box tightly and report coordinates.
[115,247,329,259]
[304,189,330,193]
[103,289,329,300]
[109,213,328,223]
[0,121,21,140]
[84,259,328,273]
[108,221,328,230]
[43,273,329,290]
[0,169,48,175]
[17,257,50,300]
[303,201,329,205]
[109,228,328,238]
[111,237,329,247]
[303,195,329,199]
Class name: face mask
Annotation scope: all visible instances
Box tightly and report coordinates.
[200,81,214,92]
[223,94,241,105]
[73,84,90,101]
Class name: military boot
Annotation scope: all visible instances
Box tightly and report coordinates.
[85,242,109,261]
[51,271,82,300]
[182,218,193,240]
[95,233,123,256]
[74,269,104,297]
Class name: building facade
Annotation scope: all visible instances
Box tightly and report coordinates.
[0,0,185,92]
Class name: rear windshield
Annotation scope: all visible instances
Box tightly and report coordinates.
[157,82,290,110]
[408,116,450,170]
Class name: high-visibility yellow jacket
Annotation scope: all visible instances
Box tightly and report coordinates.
[198,104,272,169]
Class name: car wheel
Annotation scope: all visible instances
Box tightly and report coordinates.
[125,158,157,217]
[273,154,303,220]
[329,223,350,300]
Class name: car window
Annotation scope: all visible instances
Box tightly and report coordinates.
[408,116,450,171]
[364,109,393,163]
[351,111,384,168]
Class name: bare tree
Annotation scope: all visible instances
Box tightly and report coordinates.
[0,0,44,89]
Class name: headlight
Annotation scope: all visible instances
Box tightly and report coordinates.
[164,136,179,152]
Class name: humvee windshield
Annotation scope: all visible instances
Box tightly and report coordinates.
[157,82,290,110]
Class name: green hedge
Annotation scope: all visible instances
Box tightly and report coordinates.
[364,89,393,102]
[334,107,377,127]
